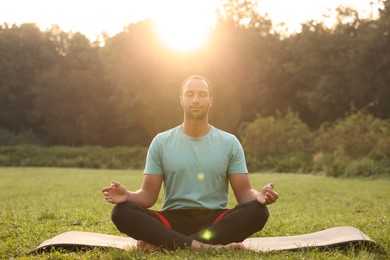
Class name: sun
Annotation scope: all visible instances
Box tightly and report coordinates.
[151,0,217,52]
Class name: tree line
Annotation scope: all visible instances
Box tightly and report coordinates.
[0,1,389,147]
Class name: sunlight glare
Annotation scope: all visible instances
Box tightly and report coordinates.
[1,0,379,45]
[257,0,379,35]
[151,0,216,52]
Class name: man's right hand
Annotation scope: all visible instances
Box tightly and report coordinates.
[102,180,129,204]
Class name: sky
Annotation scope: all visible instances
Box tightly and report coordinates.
[0,0,380,51]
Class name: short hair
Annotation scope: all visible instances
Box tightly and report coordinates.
[180,75,213,97]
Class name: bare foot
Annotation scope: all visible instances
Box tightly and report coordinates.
[137,240,162,252]
[138,240,244,252]
[191,240,244,250]
[210,242,244,250]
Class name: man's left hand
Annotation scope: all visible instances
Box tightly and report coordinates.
[256,183,279,205]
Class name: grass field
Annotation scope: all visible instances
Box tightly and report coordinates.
[0,167,389,259]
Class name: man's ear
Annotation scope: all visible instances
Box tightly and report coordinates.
[179,96,183,106]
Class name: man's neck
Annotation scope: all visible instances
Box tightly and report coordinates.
[181,119,210,138]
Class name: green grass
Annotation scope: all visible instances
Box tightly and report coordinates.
[0,167,389,259]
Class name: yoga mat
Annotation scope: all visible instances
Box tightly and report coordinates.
[30,226,380,254]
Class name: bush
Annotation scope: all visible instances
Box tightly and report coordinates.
[0,145,147,169]
[239,110,314,172]
[315,110,390,159]
[344,158,390,178]
[314,109,390,177]
[237,108,390,177]
[320,154,390,178]
[0,128,45,146]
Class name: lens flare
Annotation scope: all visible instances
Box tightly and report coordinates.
[201,229,213,241]
[197,172,205,181]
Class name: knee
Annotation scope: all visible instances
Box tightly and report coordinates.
[246,200,270,230]
[111,201,140,226]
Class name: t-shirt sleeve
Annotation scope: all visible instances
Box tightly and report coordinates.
[228,136,249,174]
[144,135,163,175]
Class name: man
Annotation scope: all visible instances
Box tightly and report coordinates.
[102,75,278,250]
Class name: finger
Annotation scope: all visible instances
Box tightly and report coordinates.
[262,194,273,205]
[262,183,274,193]
[107,198,116,204]
[270,191,279,202]
[265,192,278,203]
[263,192,272,204]
[102,187,112,193]
[268,189,279,200]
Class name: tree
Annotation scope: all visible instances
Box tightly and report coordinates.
[33,29,113,146]
[0,23,57,133]
[348,0,390,119]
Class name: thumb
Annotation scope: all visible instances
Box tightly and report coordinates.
[261,183,274,195]
[111,180,120,188]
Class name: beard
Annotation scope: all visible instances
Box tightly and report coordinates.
[184,106,209,120]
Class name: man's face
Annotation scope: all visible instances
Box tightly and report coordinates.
[180,79,213,120]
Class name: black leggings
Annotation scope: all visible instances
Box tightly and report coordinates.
[111,200,269,250]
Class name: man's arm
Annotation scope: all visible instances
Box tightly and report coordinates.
[102,174,163,208]
[228,174,278,205]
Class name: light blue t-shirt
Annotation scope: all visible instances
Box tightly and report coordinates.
[144,125,248,210]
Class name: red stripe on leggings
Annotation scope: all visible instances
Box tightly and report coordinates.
[152,210,172,229]
[213,209,232,225]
